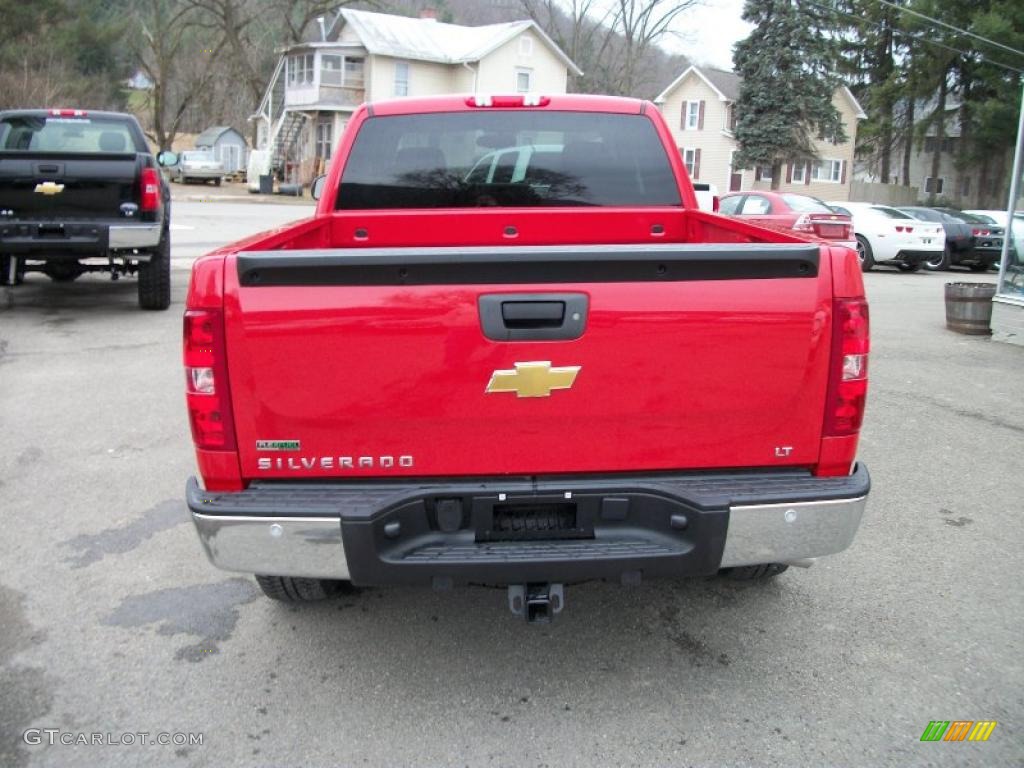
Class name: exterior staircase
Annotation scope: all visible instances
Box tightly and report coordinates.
[270,111,308,175]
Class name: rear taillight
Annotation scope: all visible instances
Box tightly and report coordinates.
[972,228,990,236]
[140,167,161,212]
[895,225,914,233]
[824,298,869,437]
[49,108,87,117]
[184,309,236,451]
[792,214,814,232]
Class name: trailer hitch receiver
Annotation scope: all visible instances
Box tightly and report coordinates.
[508,583,564,623]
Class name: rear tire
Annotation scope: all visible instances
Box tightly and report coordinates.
[897,262,921,272]
[855,235,874,272]
[968,262,991,272]
[719,563,789,580]
[138,228,171,310]
[255,575,351,602]
[1,256,25,285]
[924,245,951,271]
[214,178,222,187]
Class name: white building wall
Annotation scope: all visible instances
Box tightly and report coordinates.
[475,33,568,94]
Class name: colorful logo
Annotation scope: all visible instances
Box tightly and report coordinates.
[920,721,997,742]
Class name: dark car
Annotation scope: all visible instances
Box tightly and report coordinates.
[896,207,978,271]
[0,109,172,308]
[945,210,1005,271]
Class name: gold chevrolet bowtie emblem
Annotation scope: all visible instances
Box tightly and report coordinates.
[34,181,65,195]
[485,361,581,398]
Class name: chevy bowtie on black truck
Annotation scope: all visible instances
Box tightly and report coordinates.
[0,109,171,309]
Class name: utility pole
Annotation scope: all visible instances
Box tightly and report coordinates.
[996,80,1024,294]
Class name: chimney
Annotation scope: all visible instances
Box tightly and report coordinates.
[316,16,326,41]
[419,8,438,21]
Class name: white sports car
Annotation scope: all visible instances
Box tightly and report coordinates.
[827,201,944,273]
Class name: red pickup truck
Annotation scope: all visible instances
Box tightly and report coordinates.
[184,94,870,622]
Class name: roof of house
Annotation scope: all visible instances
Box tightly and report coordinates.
[655,64,867,120]
[325,9,582,75]
[194,126,244,145]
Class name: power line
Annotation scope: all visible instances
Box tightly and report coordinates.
[803,0,1023,74]
[871,0,1024,60]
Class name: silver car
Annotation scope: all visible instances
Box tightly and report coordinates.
[174,150,224,185]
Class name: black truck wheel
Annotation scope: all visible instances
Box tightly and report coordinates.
[138,229,171,310]
[255,575,351,602]
[719,563,789,580]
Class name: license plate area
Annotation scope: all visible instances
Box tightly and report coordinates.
[476,496,593,542]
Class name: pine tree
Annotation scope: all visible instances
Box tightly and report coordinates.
[732,0,846,190]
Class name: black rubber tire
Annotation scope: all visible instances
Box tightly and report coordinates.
[138,229,171,310]
[214,178,222,187]
[719,563,790,580]
[255,575,350,602]
[968,262,992,272]
[44,261,83,282]
[924,244,951,271]
[897,262,921,272]
[855,235,874,272]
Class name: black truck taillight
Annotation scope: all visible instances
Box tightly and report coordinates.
[183,309,236,450]
[140,167,161,212]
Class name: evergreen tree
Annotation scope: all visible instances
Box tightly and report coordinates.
[732,0,846,189]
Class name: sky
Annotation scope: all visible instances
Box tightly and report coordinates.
[665,0,752,70]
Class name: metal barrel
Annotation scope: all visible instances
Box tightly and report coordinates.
[944,282,997,335]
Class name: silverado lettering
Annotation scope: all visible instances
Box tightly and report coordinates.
[183,93,871,622]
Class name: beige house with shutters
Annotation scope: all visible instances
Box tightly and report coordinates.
[252,8,581,184]
[655,65,866,200]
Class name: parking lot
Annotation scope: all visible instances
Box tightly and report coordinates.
[1,200,1022,768]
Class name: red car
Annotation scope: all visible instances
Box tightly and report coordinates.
[720,191,855,249]
[183,94,870,622]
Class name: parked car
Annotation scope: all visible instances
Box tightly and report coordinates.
[0,108,172,309]
[173,150,224,185]
[182,94,870,622]
[947,210,1005,270]
[826,201,944,272]
[719,191,855,249]
[963,209,1021,268]
[896,207,976,271]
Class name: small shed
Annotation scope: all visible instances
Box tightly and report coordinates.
[194,126,248,173]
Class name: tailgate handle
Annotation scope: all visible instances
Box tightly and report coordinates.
[479,293,588,341]
[501,301,564,328]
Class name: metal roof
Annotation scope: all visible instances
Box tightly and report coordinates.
[331,9,582,75]
[194,126,245,146]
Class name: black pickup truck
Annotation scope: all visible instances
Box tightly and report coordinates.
[0,109,171,309]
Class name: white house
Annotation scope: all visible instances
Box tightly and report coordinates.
[252,8,582,184]
[654,64,866,200]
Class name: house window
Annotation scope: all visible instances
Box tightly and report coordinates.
[315,119,333,161]
[791,163,806,183]
[685,100,700,130]
[682,148,696,177]
[812,159,843,182]
[925,176,944,194]
[519,36,533,56]
[757,165,773,181]
[321,55,342,86]
[394,61,409,96]
[515,68,533,93]
[344,57,365,87]
[288,54,314,85]
[960,176,970,196]
[725,103,736,133]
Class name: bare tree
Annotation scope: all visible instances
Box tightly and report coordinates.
[609,0,698,96]
[130,0,227,149]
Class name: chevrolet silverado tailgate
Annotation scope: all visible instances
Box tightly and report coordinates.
[224,243,832,478]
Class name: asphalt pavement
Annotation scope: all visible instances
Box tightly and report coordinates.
[1,203,1021,767]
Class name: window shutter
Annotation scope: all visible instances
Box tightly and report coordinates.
[755,166,762,181]
[694,148,701,180]
[805,164,811,185]
[698,101,705,130]
[680,103,686,130]
[840,160,847,184]
[786,163,793,184]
